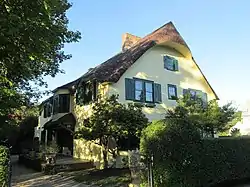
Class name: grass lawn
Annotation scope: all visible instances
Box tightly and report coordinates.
[66,168,132,187]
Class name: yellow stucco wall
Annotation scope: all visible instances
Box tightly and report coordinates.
[107,45,217,121]
[73,139,129,169]
[73,83,109,130]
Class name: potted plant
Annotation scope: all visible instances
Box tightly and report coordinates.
[40,141,59,164]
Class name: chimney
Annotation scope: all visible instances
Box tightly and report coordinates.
[122,33,141,51]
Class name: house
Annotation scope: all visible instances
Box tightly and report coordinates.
[35,21,218,162]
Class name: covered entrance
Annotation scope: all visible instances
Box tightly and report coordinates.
[42,113,76,155]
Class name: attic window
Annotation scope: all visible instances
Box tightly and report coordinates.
[164,55,178,71]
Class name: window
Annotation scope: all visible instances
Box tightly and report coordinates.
[43,98,53,118]
[183,88,208,104]
[168,84,177,100]
[189,89,196,99]
[47,97,53,117]
[135,80,143,101]
[125,78,162,103]
[53,95,59,114]
[76,81,97,105]
[53,94,70,114]
[59,94,70,113]
[164,55,178,71]
[134,79,154,103]
[145,82,153,102]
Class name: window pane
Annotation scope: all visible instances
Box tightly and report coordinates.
[135,90,143,101]
[60,94,70,113]
[168,85,177,99]
[167,59,174,70]
[145,82,153,92]
[135,80,143,90]
[168,87,175,96]
[146,92,153,102]
[190,90,196,98]
[164,56,175,70]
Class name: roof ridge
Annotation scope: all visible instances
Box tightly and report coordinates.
[126,21,175,48]
[142,21,174,39]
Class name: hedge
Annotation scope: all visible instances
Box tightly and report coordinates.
[140,120,250,187]
[0,146,9,187]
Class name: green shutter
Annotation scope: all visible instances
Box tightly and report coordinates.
[43,104,47,118]
[154,83,162,103]
[163,56,168,69]
[202,92,208,103]
[174,59,179,71]
[183,89,188,96]
[125,78,135,100]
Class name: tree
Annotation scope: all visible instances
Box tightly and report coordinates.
[166,94,241,137]
[0,0,81,116]
[231,128,241,137]
[76,95,148,168]
[0,105,39,153]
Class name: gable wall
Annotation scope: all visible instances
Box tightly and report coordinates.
[106,45,217,121]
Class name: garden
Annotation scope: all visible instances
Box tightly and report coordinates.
[140,95,249,187]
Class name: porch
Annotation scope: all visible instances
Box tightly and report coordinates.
[41,113,76,156]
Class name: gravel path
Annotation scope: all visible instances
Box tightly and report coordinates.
[11,155,89,187]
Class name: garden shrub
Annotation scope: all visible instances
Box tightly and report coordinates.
[0,146,9,186]
[140,120,250,187]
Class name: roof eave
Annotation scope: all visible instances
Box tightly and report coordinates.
[192,57,219,100]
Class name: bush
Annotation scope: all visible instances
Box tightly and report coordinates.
[141,120,250,187]
[0,146,9,186]
[141,120,201,187]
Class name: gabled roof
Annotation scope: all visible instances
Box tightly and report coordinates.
[61,21,218,99]
[80,21,189,83]
[52,79,78,93]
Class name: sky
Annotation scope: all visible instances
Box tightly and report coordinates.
[43,0,250,108]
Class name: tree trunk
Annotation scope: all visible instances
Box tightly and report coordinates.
[101,136,109,169]
[211,128,215,138]
[102,147,108,169]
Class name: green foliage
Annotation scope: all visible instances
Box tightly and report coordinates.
[141,120,201,187]
[76,95,148,168]
[141,121,250,187]
[76,95,148,141]
[0,0,81,116]
[0,116,18,142]
[169,95,240,136]
[0,105,39,143]
[0,146,9,186]
[231,128,241,137]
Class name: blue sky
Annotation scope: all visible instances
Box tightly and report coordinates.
[43,0,250,106]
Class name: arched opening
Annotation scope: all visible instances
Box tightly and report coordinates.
[43,113,76,156]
